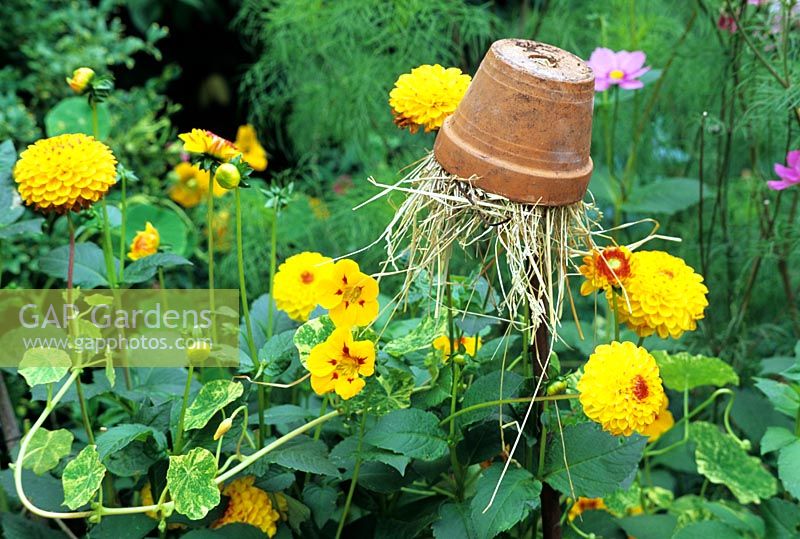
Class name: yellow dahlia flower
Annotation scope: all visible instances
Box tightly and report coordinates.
[389,64,471,133]
[433,335,482,358]
[169,162,227,209]
[579,246,632,296]
[14,134,117,213]
[307,327,375,400]
[611,251,708,339]
[639,396,675,443]
[273,252,333,322]
[179,129,240,162]
[567,497,606,521]
[317,259,380,328]
[578,341,666,437]
[128,222,160,261]
[213,476,281,537]
[235,124,268,171]
[208,210,232,252]
[66,67,95,94]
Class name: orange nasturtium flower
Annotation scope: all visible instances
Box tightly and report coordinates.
[235,124,268,171]
[567,497,607,521]
[307,328,376,400]
[128,222,160,261]
[179,129,240,162]
[578,245,632,295]
[316,259,379,328]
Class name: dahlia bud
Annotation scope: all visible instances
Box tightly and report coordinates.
[66,67,95,94]
[214,417,233,440]
[214,163,241,190]
[186,341,211,364]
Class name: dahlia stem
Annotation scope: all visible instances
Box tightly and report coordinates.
[336,412,367,539]
[611,291,621,342]
[236,188,258,378]
[445,276,464,500]
[90,101,117,289]
[207,175,217,342]
[117,173,127,283]
[257,207,279,446]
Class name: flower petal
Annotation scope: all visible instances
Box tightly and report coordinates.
[587,47,616,75]
[786,149,800,169]
[618,79,644,90]
[775,163,800,182]
[617,50,647,73]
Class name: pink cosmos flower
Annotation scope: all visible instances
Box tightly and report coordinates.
[768,150,800,191]
[586,48,651,92]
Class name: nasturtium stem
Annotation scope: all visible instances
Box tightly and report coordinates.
[612,291,621,342]
[173,364,194,454]
[336,413,367,539]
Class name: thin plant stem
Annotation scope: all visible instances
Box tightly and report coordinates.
[236,188,258,370]
[74,379,95,445]
[173,364,194,454]
[91,102,117,289]
[438,394,577,426]
[207,175,217,342]
[258,207,280,446]
[117,174,127,283]
[612,291,621,342]
[335,413,367,539]
[445,277,464,500]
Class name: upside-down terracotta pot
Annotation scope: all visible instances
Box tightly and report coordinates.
[434,39,595,205]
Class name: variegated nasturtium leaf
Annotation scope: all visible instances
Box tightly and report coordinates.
[23,428,73,475]
[383,315,446,357]
[651,351,739,391]
[166,447,220,520]
[18,348,71,387]
[183,379,243,430]
[691,421,777,504]
[293,315,335,367]
[62,445,106,510]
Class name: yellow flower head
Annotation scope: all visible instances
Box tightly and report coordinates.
[433,335,482,359]
[208,210,232,252]
[273,252,333,322]
[611,251,708,339]
[317,259,380,327]
[639,396,675,443]
[567,497,606,521]
[128,222,160,261]
[169,162,227,208]
[389,64,471,133]
[66,67,95,94]
[578,341,666,437]
[213,477,281,537]
[307,328,375,400]
[235,124,268,171]
[579,246,632,296]
[14,134,117,213]
[179,129,240,162]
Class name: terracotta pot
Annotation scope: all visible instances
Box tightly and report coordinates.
[433,39,595,205]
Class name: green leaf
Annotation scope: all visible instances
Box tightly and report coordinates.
[470,463,541,538]
[22,428,73,475]
[123,253,192,284]
[263,435,340,476]
[95,423,167,461]
[778,440,800,499]
[251,404,313,426]
[618,515,677,539]
[761,426,796,455]
[624,178,713,215]
[383,316,446,357]
[259,330,298,378]
[18,348,72,387]
[1,512,65,539]
[433,502,478,539]
[167,447,220,520]
[459,371,524,428]
[691,421,777,504]
[364,408,449,461]
[652,350,739,391]
[754,377,799,417]
[39,243,113,288]
[293,316,335,366]
[87,514,157,539]
[302,483,338,528]
[543,422,646,498]
[125,204,192,257]
[0,219,44,239]
[348,367,415,416]
[672,521,739,539]
[330,435,411,474]
[183,380,244,431]
[761,498,800,539]
[62,445,106,510]
[44,97,111,139]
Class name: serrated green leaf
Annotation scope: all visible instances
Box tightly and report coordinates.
[18,348,72,387]
[543,422,646,498]
[761,426,796,455]
[459,370,524,428]
[259,330,297,378]
[62,445,106,510]
[383,316,446,356]
[363,408,448,461]
[293,316,335,366]
[1,512,64,539]
[183,380,243,430]
[652,351,739,391]
[778,440,800,500]
[433,502,478,539]
[167,447,220,520]
[470,463,541,538]
[23,428,73,475]
[263,435,339,476]
[39,243,114,289]
[87,514,157,539]
[95,424,167,461]
[761,497,800,539]
[330,435,411,474]
[691,421,777,504]
[302,483,338,528]
[672,520,738,539]
[123,253,193,284]
[753,377,799,417]
[618,514,677,539]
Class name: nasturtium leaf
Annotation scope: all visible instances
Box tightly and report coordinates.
[753,377,799,417]
[18,348,72,387]
[166,447,220,520]
[651,351,739,391]
[702,500,766,537]
[383,315,446,357]
[61,445,106,510]
[86,513,157,539]
[761,426,796,455]
[39,243,114,288]
[22,428,73,475]
[470,463,541,538]
[330,435,411,474]
[363,408,449,461]
[263,435,340,476]
[778,440,800,500]
[293,316,335,366]
[349,367,415,416]
[45,97,111,139]
[183,379,243,431]
[690,421,777,504]
[123,253,193,284]
[302,483,338,528]
[672,520,738,539]
[433,502,478,539]
[95,423,167,461]
[543,422,646,498]
[618,514,677,539]
[458,370,524,428]
[761,497,800,539]
[125,204,192,257]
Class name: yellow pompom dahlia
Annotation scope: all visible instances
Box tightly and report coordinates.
[169,162,227,208]
[273,252,333,322]
[568,497,606,522]
[128,222,160,260]
[389,64,471,133]
[213,476,281,537]
[307,327,375,400]
[579,246,632,295]
[610,251,708,339]
[235,124,268,171]
[14,134,117,213]
[179,129,240,162]
[639,396,675,443]
[317,259,380,328]
[578,341,666,436]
